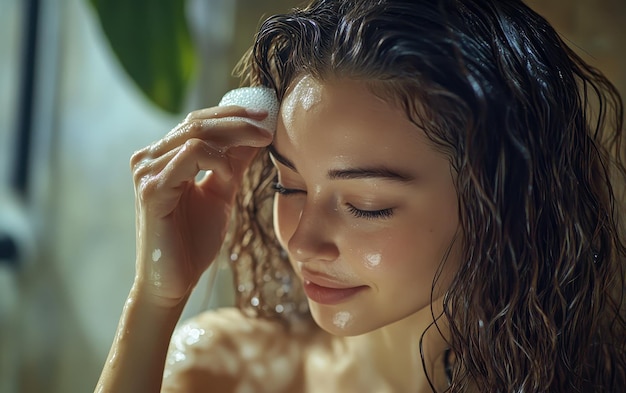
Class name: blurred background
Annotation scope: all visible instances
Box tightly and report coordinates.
[0,0,623,392]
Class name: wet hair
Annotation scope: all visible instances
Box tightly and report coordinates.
[226,0,626,391]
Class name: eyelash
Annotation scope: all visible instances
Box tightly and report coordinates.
[272,182,303,196]
[272,182,394,220]
[346,205,394,220]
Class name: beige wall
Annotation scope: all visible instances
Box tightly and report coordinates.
[527,0,626,102]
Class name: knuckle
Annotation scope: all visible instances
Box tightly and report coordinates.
[183,138,215,155]
[132,162,147,184]
[184,111,197,121]
[130,148,147,168]
[130,140,162,167]
[136,174,160,201]
[183,138,199,149]
[183,138,202,150]
[187,119,204,134]
[131,156,154,184]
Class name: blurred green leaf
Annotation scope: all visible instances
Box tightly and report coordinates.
[90,0,196,113]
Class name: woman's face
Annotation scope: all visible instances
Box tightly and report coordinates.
[271,76,461,336]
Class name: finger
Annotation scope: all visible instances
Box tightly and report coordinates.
[160,138,235,190]
[134,139,235,208]
[148,117,273,160]
[132,147,178,187]
[199,146,262,188]
[130,104,271,178]
[185,105,268,122]
[175,105,270,147]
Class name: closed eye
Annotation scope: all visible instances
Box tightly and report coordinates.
[346,204,394,220]
[272,182,305,196]
[272,181,394,220]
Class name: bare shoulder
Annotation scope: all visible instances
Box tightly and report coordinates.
[161,307,307,393]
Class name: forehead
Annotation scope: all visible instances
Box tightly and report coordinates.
[274,76,449,173]
[281,75,324,140]
[281,75,404,123]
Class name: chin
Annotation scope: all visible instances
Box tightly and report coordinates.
[308,302,384,337]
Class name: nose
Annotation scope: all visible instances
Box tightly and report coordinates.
[286,200,339,263]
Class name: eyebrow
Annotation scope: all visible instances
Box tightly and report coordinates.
[267,144,414,182]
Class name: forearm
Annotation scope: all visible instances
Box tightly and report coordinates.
[95,284,188,393]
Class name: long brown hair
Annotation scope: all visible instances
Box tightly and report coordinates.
[227,0,626,390]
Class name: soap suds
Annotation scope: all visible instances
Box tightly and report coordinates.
[333,311,353,329]
[218,86,279,132]
[163,309,301,392]
[364,253,382,269]
[152,248,162,262]
[281,76,322,139]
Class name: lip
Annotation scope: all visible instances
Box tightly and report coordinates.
[300,269,367,305]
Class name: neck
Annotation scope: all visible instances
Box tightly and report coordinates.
[336,298,450,391]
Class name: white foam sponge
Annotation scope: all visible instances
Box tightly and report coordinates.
[218,86,279,133]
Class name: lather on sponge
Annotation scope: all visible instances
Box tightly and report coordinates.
[218,86,279,133]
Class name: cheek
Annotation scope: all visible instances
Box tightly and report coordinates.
[355,235,411,275]
[354,220,460,287]
[346,230,396,279]
[362,252,383,269]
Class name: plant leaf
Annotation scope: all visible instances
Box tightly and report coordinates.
[89,0,196,113]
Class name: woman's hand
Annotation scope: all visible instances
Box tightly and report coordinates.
[129,105,272,307]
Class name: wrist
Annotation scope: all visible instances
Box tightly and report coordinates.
[129,279,191,312]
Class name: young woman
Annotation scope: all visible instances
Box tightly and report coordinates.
[96,0,626,391]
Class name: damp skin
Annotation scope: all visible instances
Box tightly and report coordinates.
[280,75,323,146]
[272,77,462,338]
[150,248,163,287]
[333,311,353,329]
[162,309,302,392]
[152,248,162,262]
[363,252,382,269]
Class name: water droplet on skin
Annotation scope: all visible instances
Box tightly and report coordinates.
[152,248,162,262]
[184,327,205,345]
[364,253,382,269]
[282,76,322,140]
[151,271,162,287]
[251,297,259,307]
[174,351,186,362]
[333,311,353,329]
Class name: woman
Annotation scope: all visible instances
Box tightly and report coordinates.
[96,0,626,391]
